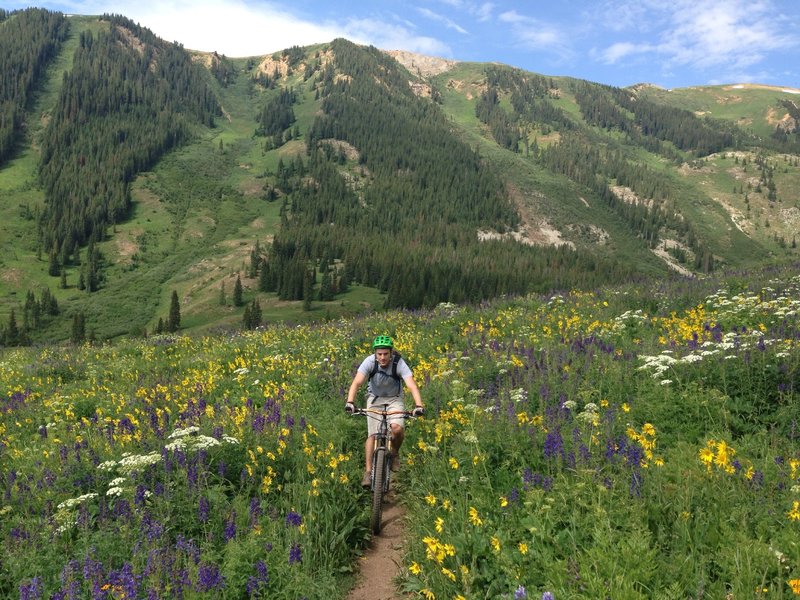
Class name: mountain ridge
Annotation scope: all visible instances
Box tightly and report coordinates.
[0,11,798,344]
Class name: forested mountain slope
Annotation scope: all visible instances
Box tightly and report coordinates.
[0,8,798,344]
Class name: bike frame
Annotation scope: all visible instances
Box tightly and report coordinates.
[353,403,413,534]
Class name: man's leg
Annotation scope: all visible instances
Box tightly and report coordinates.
[389,423,404,471]
[362,435,374,487]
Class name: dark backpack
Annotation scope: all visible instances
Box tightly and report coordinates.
[369,352,403,384]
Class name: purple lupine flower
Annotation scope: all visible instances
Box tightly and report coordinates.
[288,543,302,565]
[543,430,563,459]
[187,461,198,489]
[246,560,269,597]
[514,584,527,599]
[224,512,237,542]
[198,496,210,523]
[285,511,302,527]
[19,576,43,600]
[196,563,224,592]
[542,593,555,600]
[248,499,262,531]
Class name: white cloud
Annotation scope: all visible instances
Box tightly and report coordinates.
[342,17,452,56]
[593,0,797,76]
[498,10,571,61]
[417,7,469,35]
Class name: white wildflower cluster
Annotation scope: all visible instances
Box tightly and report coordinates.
[612,309,649,332]
[117,452,162,475]
[433,369,455,380]
[165,434,220,452]
[510,388,528,403]
[464,433,479,444]
[561,399,577,411]
[169,426,200,438]
[233,367,250,376]
[57,492,98,511]
[577,402,600,424]
[705,281,800,324]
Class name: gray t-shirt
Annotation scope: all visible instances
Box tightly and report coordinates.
[357,354,412,398]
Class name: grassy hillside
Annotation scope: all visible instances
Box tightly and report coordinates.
[1,15,799,344]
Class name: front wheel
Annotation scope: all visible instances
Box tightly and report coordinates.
[370,447,386,534]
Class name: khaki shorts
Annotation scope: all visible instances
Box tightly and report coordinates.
[366,394,405,438]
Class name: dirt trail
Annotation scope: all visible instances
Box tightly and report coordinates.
[346,493,407,600]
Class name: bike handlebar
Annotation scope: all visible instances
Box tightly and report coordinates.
[351,408,414,417]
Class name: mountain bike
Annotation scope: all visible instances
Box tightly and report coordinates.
[352,403,413,534]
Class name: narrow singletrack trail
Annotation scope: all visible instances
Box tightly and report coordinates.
[346,492,407,600]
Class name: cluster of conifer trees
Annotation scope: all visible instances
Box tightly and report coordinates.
[474,68,723,272]
[0,287,59,346]
[37,14,220,282]
[0,8,68,166]
[248,40,633,309]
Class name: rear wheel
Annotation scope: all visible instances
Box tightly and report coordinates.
[370,447,386,534]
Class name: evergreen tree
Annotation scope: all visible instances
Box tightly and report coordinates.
[219,281,227,306]
[4,310,20,346]
[233,275,244,306]
[167,290,181,332]
[302,269,314,311]
[70,311,86,345]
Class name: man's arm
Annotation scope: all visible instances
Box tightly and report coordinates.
[403,375,423,408]
[347,371,367,405]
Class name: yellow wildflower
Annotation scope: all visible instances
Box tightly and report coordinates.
[788,501,800,522]
[490,536,501,553]
[518,542,528,555]
[409,561,422,575]
[469,506,483,526]
[435,517,444,533]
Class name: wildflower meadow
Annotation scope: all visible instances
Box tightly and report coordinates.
[1,265,799,599]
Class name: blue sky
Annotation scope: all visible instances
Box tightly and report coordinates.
[7,0,800,89]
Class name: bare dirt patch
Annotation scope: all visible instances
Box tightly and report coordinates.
[652,239,694,277]
[446,78,486,101]
[1,268,24,287]
[610,185,655,209]
[346,495,406,600]
[384,50,458,77]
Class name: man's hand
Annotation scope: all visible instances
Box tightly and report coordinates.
[344,401,356,414]
[412,406,425,417]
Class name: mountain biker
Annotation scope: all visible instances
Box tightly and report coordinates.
[345,335,424,488]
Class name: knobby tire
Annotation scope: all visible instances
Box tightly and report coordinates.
[370,447,386,534]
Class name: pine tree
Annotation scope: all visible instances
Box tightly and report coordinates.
[4,310,20,346]
[233,275,243,306]
[70,311,86,345]
[167,290,181,332]
[219,281,227,306]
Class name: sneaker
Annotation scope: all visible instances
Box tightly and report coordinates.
[389,453,400,472]
[361,471,372,488]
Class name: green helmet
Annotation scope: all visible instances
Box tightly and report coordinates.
[372,335,394,349]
